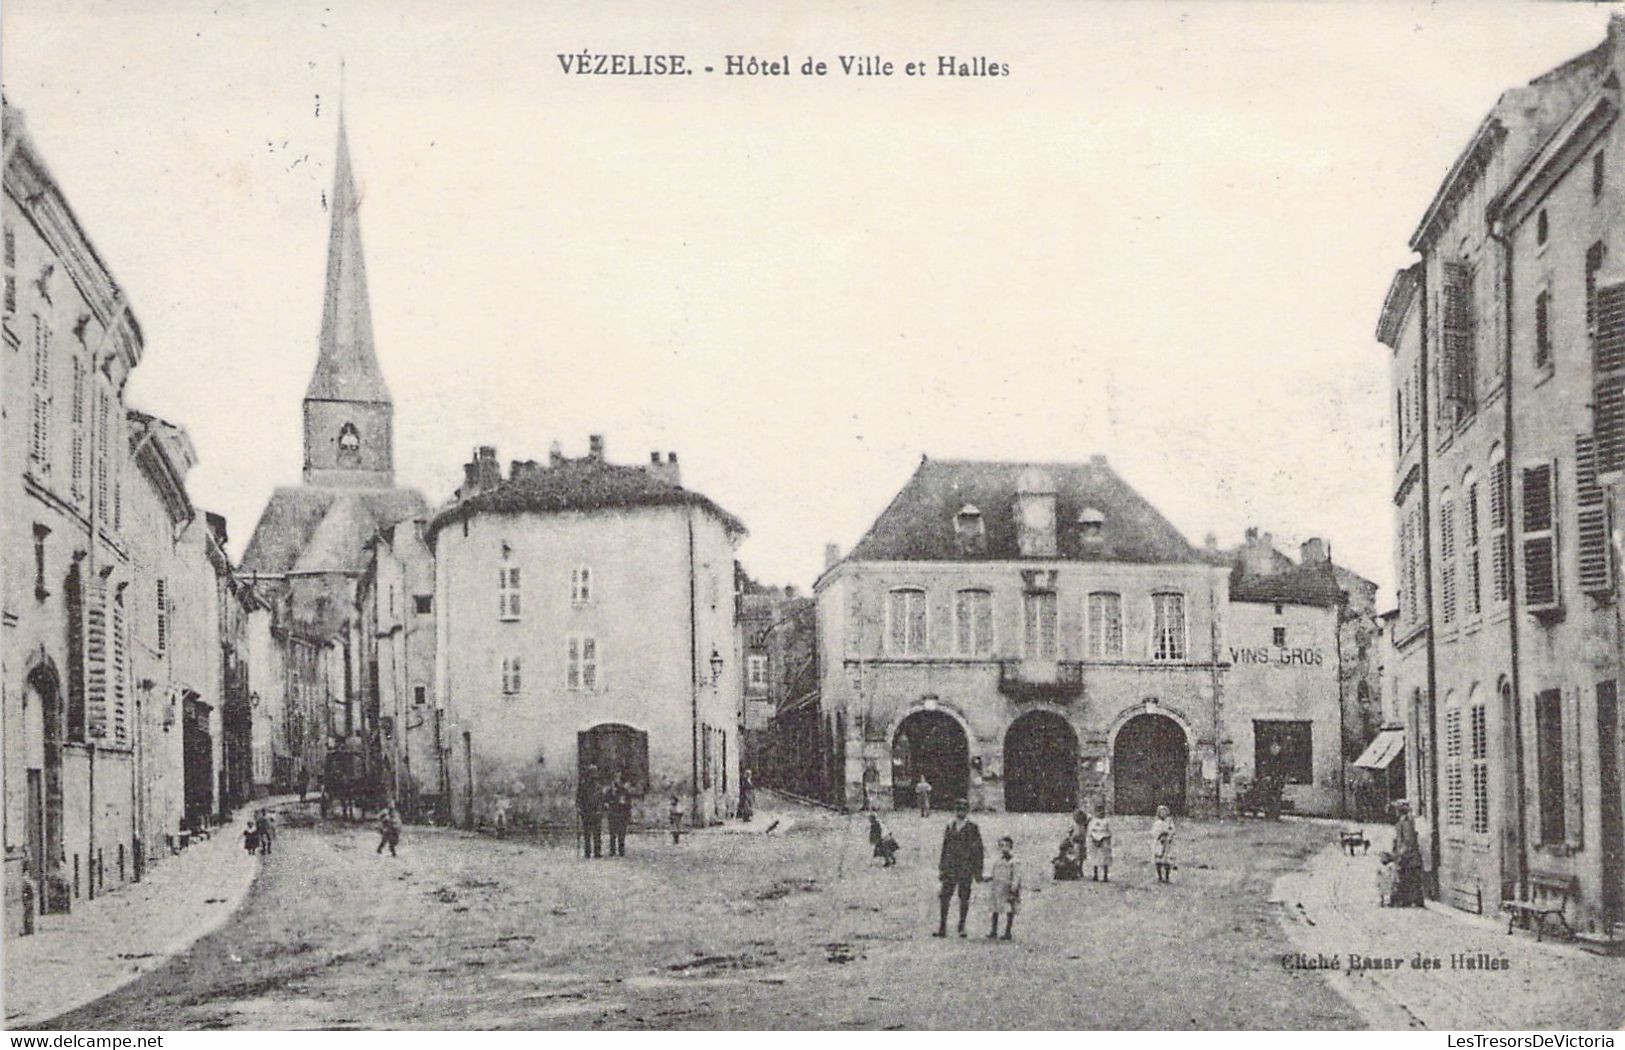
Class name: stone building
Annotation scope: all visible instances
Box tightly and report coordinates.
[737,577,816,776]
[429,441,744,828]
[239,108,425,800]
[1376,15,1625,934]
[356,517,443,819]
[815,456,1232,816]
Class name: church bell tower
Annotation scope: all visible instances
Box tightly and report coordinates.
[302,107,395,489]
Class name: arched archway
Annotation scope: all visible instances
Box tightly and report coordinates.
[24,663,64,913]
[892,709,968,811]
[1113,713,1188,815]
[1004,710,1078,812]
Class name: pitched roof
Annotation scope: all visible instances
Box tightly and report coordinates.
[426,458,745,542]
[240,485,427,575]
[1228,561,1344,608]
[844,457,1199,564]
[306,110,389,405]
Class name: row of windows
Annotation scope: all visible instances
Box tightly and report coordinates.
[26,312,123,529]
[496,565,594,621]
[880,587,1188,661]
[499,634,600,695]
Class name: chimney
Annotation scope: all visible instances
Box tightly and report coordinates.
[1301,537,1328,565]
[549,440,564,467]
[476,445,501,490]
[1241,527,1277,576]
[1203,532,1218,550]
[650,451,661,466]
[824,543,841,570]
[588,434,605,461]
[665,451,680,486]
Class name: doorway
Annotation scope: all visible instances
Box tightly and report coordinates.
[892,710,968,811]
[1113,713,1188,815]
[578,723,650,794]
[1004,711,1079,812]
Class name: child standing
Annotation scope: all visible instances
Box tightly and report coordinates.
[987,835,1022,939]
[668,794,683,844]
[1087,809,1114,882]
[242,818,260,855]
[916,776,933,817]
[1150,804,1175,883]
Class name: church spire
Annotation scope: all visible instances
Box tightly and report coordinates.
[305,103,389,405]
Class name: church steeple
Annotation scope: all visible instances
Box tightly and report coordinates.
[302,103,395,488]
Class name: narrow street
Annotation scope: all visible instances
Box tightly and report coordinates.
[40,802,1366,1030]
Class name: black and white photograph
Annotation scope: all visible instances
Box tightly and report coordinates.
[3,0,1625,1034]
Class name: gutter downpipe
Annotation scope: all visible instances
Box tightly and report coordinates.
[688,508,701,825]
[1490,220,1529,893]
[1418,260,1443,896]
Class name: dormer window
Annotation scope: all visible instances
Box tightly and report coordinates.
[954,504,987,555]
[1078,507,1105,545]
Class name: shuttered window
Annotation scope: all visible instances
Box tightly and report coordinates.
[887,588,927,655]
[1464,480,1481,616]
[498,566,521,621]
[1595,282,1625,475]
[1535,688,1566,846]
[954,589,994,656]
[1470,699,1489,836]
[1489,457,1510,604]
[155,579,168,655]
[1535,290,1552,368]
[1522,463,1560,611]
[1442,261,1477,421]
[1575,434,1613,596]
[501,656,521,695]
[1445,700,1464,828]
[1439,494,1457,625]
[1024,591,1058,660]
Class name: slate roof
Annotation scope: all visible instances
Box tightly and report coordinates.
[306,111,389,405]
[425,458,745,542]
[844,457,1199,564]
[1228,561,1344,608]
[240,486,427,575]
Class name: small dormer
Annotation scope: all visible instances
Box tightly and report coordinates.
[1077,506,1105,547]
[954,504,987,555]
[1014,467,1057,557]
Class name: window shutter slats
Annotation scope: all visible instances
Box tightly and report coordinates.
[1522,462,1560,611]
[1575,433,1614,596]
[1442,261,1477,415]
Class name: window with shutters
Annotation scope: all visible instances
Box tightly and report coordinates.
[1535,688,1566,845]
[1023,591,1058,660]
[1534,290,1552,369]
[1594,281,1625,475]
[1464,478,1481,617]
[954,588,994,656]
[746,654,767,691]
[1152,592,1186,661]
[501,656,522,695]
[887,588,927,655]
[155,579,168,655]
[1522,462,1561,612]
[1439,492,1457,625]
[1575,433,1613,597]
[567,634,598,691]
[571,566,592,606]
[498,566,521,621]
[1586,243,1607,335]
[1087,591,1124,659]
[3,227,13,315]
[1489,453,1510,604]
[95,391,110,514]
[1470,693,1489,836]
[112,590,127,746]
[30,314,51,469]
[1441,261,1477,423]
[1445,696,1464,828]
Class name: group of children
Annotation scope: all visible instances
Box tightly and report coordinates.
[241,808,276,855]
[1051,805,1177,884]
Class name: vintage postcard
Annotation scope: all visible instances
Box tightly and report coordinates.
[3,0,1625,1034]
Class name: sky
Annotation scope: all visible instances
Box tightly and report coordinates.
[4,1,1621,598]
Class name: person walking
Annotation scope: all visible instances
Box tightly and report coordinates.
[376,804,401,857]
[1087,806,1113,882]
[1390,800,1424,907]
[1150,804,1175,883]
[604,775,633,857]
[257,809,276,856]
[739,768,755,823]
[987,836,1022,939]
[668,793,683,844]
[934,799,984,938]
[242,817,260,855]
[916,776,933,818]
[577,763,604,859]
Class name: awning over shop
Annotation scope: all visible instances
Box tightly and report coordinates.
[1353,728,1405,770]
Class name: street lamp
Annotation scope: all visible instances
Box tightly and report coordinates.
[708,647,724,686]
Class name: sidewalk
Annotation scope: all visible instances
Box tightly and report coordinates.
[1274,824,1625,1030]
[3,797,302,1029]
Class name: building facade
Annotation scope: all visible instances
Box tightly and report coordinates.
[1378,15,1625,932]
[430,442,745,828]
[816,457,1232,816]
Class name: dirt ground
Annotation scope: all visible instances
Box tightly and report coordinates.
[43,803,1364,1030]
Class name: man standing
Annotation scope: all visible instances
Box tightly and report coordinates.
[934,799,984,938]
[577,763,604,859]
[604,775,633,857]
[1391,800,1423,907]
[739,768,755,822]
[916,775,933,818]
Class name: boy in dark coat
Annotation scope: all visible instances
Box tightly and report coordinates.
[934,799,984,938]
[577,764,603,859]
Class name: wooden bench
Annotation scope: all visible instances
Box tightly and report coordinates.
[1503,871,1576,942]
[1339,827,1370,855]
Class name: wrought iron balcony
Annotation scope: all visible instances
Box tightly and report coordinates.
[997,660,1085,703]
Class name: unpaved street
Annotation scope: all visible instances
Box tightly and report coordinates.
[46,804,1362,1029]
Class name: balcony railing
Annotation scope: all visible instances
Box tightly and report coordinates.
[997,660,1085,703]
